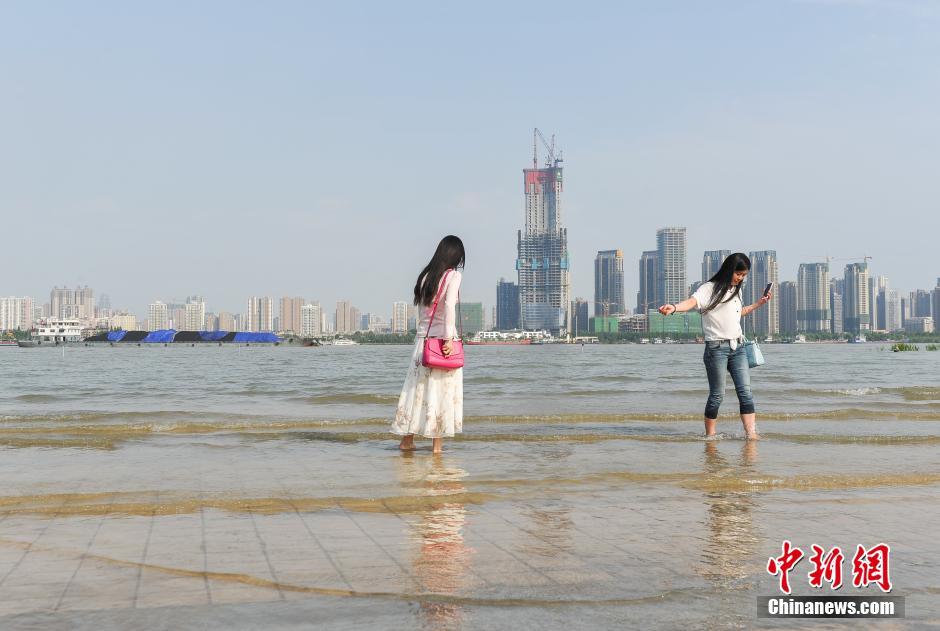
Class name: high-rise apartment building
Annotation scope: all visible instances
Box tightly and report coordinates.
[874,276,889,331]
[496,279,520,331]
[830,292,843,334]
[932,282,940,322]
[50,286,94,321]
[148,301,168,331]
[300,303,323,337]
[904,317,934,334]
[458,302,485,335]
[334,301,350,334]
[797,263,831,332]
[702,250,731,282]
[656,228,687,306]
[279,297,305,334]
[169,307,186,329]
[885,290,902,331]
[0,296,34,330]
[204,313,219,331]
[843,263,870,333]
[868,277,877,330]
[910,289,932,318]
[218,312,236,332]
[111,313,138,331]
[184,298,206,331]
[830,279,844,335]
[391,301,409,334]
[779,281,797,334]
[247,297,274,332]
[570,298,590,335]
[350,307,361,333]
[594,250,625,316]
[637,250,659,315]
[746,250,779,337]
[334,301,357,334]
[516,134,570,334]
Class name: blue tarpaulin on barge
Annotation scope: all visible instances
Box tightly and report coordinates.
[233,332,280,343]
[84,330,281,343]
[198,331,228,342]
[143,329,176,343]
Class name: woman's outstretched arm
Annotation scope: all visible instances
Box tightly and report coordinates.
[658,298,697,315]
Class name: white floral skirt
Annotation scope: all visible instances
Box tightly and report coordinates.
[391,337,463,438]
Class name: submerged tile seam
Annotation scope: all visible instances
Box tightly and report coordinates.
[277,476,355,590]
[246,508,285,601]
[337,503,425,592]
[0,494,71,589]
[461,520,561,586]
[132,507,157,608]
[54,492,117,610]
[198,478,212,604]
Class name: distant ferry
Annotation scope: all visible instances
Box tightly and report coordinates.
[465,338,532,346]
[31,319,84,345]
[0,339,18,347]
[465,331,534,346]
[332,338,359,346]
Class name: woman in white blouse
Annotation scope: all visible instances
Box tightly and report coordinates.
[659,253,771,440]
[392,235,465,454]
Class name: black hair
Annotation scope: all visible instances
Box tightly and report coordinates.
[701,252,750,314]
[414,235,465,307]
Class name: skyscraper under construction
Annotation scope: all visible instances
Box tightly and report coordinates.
[516,129,570,334]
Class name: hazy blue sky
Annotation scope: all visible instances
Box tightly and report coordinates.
[2,1,939,318]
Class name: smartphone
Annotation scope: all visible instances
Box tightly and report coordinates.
[763,282,773,297]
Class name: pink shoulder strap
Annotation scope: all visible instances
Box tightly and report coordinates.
[424,270,452,338]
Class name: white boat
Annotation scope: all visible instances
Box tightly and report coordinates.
[31,319,84,345]
[332,338,359,346]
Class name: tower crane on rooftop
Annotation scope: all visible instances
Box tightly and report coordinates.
[812,255,873,265]
[533,128,563,169]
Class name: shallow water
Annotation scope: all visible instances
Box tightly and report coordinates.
[0,343,938,628]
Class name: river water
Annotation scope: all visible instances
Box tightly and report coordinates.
[0,343,938,628]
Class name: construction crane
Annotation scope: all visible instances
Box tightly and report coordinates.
[812,255,873,265]
[533,128,563,169]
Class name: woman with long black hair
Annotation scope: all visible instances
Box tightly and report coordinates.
[658,253,771,440]
[391,235,465,454]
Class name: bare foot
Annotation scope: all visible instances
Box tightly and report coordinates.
[745,433,761,441]
[432,437,443,454]
[399,435,416,451]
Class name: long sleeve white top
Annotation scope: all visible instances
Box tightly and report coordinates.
[417,269,462,339]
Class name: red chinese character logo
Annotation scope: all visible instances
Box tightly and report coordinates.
[767,540,804,594]
[852,543,892,592]
[808,544,844,590]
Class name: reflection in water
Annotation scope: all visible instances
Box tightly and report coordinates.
[396,454,472,630]
[698,441,761,592]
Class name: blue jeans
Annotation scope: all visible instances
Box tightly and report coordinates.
[703,340,755,419]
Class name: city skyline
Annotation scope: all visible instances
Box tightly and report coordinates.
[3,3,939,319]
[8,245,938,335]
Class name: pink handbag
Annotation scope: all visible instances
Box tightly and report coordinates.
[421,270,464,370]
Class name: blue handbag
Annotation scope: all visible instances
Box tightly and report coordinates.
[743,336,764,368]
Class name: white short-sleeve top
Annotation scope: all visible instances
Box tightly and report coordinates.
[417,269,462,339]
[692,281,744,344]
